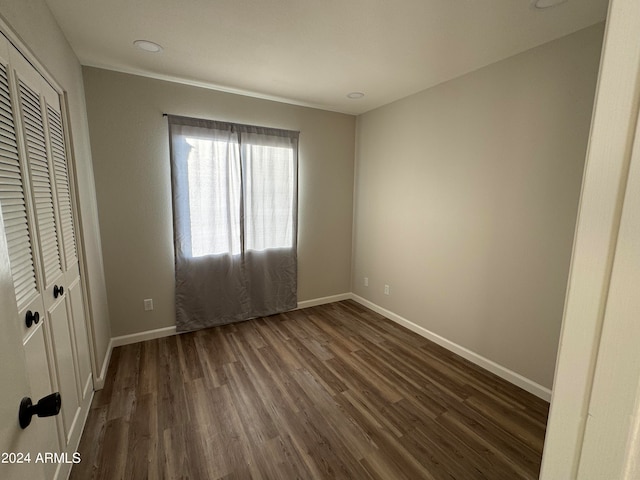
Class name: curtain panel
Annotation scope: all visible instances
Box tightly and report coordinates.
[168,115,299,332]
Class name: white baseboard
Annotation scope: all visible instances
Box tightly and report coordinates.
[111,325,178,348]
[350,294,552,402]
[93,338,113,390]
[93,326,176,389]
[297,293,352,309]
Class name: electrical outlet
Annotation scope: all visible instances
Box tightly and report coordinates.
[384,284,390,295]
[364,277,369,287]
[144,298,154,311]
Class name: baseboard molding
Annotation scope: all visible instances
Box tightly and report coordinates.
[297,293,352,310]
[112,325,178,348]
[350,294,552,402]
[94,326,177,389]
[93,338,113,390]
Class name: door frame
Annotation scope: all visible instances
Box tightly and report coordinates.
[540,0,640,477]
[0,17,101,392]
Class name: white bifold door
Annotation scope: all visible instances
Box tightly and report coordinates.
[0,33,92,480]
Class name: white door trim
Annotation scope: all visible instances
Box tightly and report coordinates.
[540,0,640,477]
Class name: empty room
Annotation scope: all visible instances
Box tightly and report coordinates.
[1,0,639,479]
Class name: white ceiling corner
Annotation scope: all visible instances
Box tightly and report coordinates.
[44,0,608,115]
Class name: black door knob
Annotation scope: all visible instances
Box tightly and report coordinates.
[25,310,40,328]
[19,392,61,429]
[53,285,64,298]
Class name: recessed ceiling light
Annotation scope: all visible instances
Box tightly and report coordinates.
[347,92,365,99]
[133,40,163,53]
[531,0,568,9]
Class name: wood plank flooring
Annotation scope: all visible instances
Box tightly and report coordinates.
[71,300,549,480]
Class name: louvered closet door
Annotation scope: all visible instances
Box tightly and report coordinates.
[47,98,91,393]
[9,43,84,456]
[0,36,56,480]
[46,95,92,404]
[0,60,37,309]
[18,69,62,292]
[0,44,45,342]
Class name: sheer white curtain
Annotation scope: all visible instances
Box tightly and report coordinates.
[243,135,296,251]
[186,137,242,256]
[169,116,298,332]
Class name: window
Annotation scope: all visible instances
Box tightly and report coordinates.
[184,137,295,257]
[185,137,242,256]
[168,115,299,331]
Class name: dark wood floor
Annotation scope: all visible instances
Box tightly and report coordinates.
[71,300,549,480]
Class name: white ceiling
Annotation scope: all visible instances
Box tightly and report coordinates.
[44,0,608,115]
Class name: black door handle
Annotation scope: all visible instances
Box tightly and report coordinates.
[25,310,40,328]
[19,392,61,429]
[53,285,64,298]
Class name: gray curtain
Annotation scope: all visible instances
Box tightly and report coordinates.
[168,115,299,332]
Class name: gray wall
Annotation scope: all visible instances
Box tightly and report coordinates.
[82,22,603,389]
[83,68,356,337]
[352,24,604,389]
[0,0,111,372]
